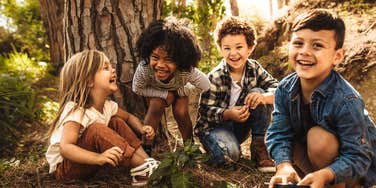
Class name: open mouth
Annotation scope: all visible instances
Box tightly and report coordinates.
[297,60,315,66]
[155,69,170,78]
[229,57,241,62]
[109,76,117,83]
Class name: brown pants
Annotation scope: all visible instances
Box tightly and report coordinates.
[54,116,142,181]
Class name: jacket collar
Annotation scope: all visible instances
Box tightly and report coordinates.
[287,70,336,100]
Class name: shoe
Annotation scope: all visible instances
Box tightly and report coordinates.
[130,158,160,186]
[251,139,276,173]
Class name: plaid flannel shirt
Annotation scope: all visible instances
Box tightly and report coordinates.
[194,59,278,134]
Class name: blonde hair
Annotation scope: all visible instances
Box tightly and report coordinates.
[47,50,109,137]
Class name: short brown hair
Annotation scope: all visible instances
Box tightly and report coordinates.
[214,16,257,48]
[292,9,345,49]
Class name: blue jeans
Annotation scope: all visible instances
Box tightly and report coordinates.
[198,88,272,165]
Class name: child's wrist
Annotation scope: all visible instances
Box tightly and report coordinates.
[317,168,335,184]
[276,161,293,171]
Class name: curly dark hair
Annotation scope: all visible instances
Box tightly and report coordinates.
[214,16,257,48]
[292,9,345,49]
[136,16,201,71]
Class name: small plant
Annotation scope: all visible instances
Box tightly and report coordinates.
[148,140,209,188]
[0,50,51,155]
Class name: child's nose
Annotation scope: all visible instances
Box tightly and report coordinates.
[156,60,167,67]
[299,45,311,55]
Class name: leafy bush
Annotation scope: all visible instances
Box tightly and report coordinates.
[0,51,51,152]
[149,140,209,188]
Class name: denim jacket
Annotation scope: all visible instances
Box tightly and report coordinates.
[266,71,376,187]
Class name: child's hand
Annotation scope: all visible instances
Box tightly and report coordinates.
[269,162,301,188]
[245,93,266,109]
[226,105,250,122]
[297,168,334,188]
[98,146,123,167]
[142,125,155,140]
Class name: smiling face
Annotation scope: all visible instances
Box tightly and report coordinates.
[220,34,254,73]
[149,47,177,82]
[289,29,344,84]
[91,59,118,95]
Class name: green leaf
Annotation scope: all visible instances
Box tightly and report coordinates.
[171,171,194,188]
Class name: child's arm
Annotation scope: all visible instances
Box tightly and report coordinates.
[176,68,210,97]
[198,79,235,124]
[60,122,123,166]
[265,85,295,169]
[132,62,169,99]
[314,97,374,185]
[115,108,155,140]
[115,108,143,134]
[244,92,274,109]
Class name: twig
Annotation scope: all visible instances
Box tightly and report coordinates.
[36,167,42,188]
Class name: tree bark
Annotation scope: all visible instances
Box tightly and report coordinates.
[63,0,162,117]
[229,0,239,16]
[39,0,65,72]
[277,0,283,9]
[269,0,273,18]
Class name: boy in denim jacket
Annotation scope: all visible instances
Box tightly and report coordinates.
[195,16,278,172]
[266,9,376,188]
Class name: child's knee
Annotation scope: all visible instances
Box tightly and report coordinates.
[199,128,241,164]
[307,126,339,166]
[172,106,189,119]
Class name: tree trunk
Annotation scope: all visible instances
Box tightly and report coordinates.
[229,0,239,16]
[269,0,273,18]
[39,0,65,72]
[63,0,162,117]
[277,0,283,9]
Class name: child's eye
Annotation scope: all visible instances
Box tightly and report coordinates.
[236,46,243,49]
[165,58,174,63]
[313,43,324,49]
[223,47,230,51]
[150,55,159,61]
[292,41,303,47]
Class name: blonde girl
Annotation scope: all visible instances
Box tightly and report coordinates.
[46,50,159,186]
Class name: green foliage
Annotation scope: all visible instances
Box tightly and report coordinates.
[148,140,209,188]
[342,0,372,14]
[0,50,51,151]
[0,0,49,62]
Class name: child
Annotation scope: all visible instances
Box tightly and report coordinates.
[46,50,159,186]
[194,16,278,172]
[266,9,376,188]
[132,17,210,145]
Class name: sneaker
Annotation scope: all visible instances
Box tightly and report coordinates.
[130,158,160,186]
[251,139,276,173]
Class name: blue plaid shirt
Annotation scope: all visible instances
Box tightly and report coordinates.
[194,59,278,134]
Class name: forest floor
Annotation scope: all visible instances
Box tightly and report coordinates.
[1,1,376,187]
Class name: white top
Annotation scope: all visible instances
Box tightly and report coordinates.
[45,100,118,173]
[229,71,245,107]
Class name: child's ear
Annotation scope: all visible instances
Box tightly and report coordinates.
[248,45,256,55]
[333,48,345,66]
[88,79,94,87]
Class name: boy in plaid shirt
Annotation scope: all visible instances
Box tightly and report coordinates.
[195,16,278,172]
